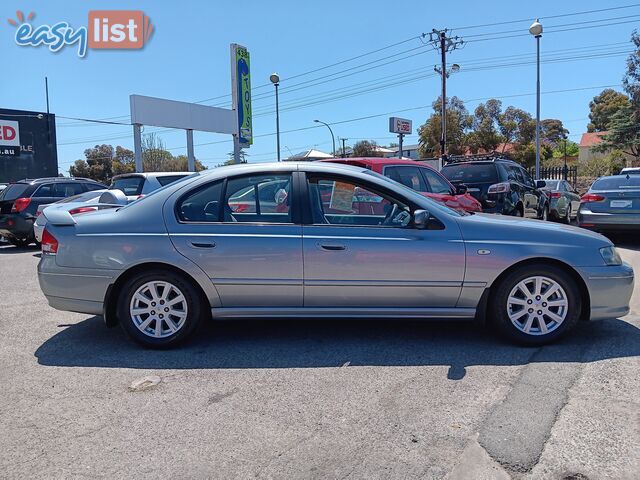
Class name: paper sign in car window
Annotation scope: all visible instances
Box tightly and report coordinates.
[329,181,356,212]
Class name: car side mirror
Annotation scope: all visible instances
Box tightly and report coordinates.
[536,180,546,189]
[455,184,468,195]
[413,209,430,229]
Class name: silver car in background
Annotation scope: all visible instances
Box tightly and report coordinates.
[578,174,640,233]
[38,162,633,348]
[541,179,581,223]
[110,172,192,202]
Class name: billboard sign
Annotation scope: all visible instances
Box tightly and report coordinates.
[389,117,412,135]
[231,43,252,146]
[0,108,58,182]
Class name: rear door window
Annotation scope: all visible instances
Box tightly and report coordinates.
[384,166,428,192]
[111,176,144,196]
[33,184,54,197]
[54,183,84,198]
[520,168,536,188]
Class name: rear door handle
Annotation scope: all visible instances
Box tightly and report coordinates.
[317,242,346,251]
[189,241,216,249]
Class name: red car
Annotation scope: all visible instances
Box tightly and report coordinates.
[321,158,482,213]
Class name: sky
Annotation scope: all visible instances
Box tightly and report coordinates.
[1,0,638,174]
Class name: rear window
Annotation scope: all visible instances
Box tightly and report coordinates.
[592,176,640,190]
[441,164,498,184]
[543,180,559,190]
[111,177,144,196]
[157,175,189,186]
[0,183,29,201]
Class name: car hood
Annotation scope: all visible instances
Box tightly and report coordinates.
[456,213,611,248]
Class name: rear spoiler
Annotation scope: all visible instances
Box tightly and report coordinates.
[42,203,123,226]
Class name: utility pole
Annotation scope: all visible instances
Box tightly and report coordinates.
[341,138,348,158]
[423,29,463,161]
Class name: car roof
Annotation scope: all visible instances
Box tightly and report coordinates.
[320,157,433,167]
[112,172,192,180]
[14,177,104,185]
[442,158,515,166]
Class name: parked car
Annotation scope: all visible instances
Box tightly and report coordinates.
[540,179,581,223]
[441,158,549,219]
[322,158,482,213]
[33,189,114,242]
[620,167,640,174]
[578,174,640,233]
[0,177,106,246]
[110,172,192,202]
[38,162,632,348]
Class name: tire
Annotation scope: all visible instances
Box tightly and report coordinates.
[9,237,31,248]
[514,205,524,217]
[117,269,204,348]
[541,205,549,221]
[490,265,581,346]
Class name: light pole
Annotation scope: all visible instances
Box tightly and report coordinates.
[314,119,336,157]
[270,73,281,162]
[433,62,460,160]
[529,19,543,180]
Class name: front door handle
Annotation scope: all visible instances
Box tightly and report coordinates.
[189,241,216,249]
[317,242,346,251]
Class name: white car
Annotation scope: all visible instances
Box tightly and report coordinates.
[34,189,119,242]
[620,167,640,174]
[110,172,192,202]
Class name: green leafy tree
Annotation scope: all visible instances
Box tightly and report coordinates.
[351,140,384,157]
[498,107,535,152]
[587,88,630,132]
[218,151,249,166]
[418,96,471,157]
[552,140,579,158]
[466,99,503,153]
[580,150,626,177]
[540,119,568,147]
[624,30,640,107]
[69,144,115,184]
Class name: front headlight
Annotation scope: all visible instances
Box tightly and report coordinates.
[600,246,622,266]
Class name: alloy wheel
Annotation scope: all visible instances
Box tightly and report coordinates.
[506,276,568,336]
[129,281,188,338]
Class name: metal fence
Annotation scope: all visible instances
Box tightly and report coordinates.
[529,165,578,186]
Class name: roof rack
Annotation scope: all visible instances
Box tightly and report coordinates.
[443,152,514,165]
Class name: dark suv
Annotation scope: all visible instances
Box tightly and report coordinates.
[440,158,549,219]
[0,177,106,246]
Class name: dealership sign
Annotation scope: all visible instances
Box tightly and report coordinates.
[0,120,20,155]
[231,44,252,146]
[389,117,412,135]
[7,10,153,58]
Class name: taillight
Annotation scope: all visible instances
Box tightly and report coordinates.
[68,206,97,215]
[487,182,511,194]
[581,194,605,203]
[36,210,43,217]
[41,228,59,254]
[11,197,31,213]
[549,192,562,198]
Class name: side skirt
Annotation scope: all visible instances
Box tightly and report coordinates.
[210,307,476,320]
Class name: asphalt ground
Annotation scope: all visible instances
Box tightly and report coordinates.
[0,238,638,479]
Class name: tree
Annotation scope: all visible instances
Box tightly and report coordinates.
[69,144,115,184]
[112,146,136,176]
[351,140,383,157]
[587,88,630,132]
[580,151,625,177]
[552,140,579,158]
[466,99,503,153]
[218,151,249,166]
[418,96,471,157]
[592,105,640,162]
[498,107,535,152]
[623,30,640,110]
[540,119,568,147]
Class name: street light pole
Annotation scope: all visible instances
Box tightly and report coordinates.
[529,19,543,180]
[270,73,281,162]
[314,119,336,156]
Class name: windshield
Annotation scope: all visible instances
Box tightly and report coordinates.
[592,175,640,190]
[364,169,463,217]
[56,190,106,204]
[441,163,499,184]
[0,183,29,201]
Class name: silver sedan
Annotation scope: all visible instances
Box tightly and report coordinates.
[578,174,640,233]
[37,162,633,348]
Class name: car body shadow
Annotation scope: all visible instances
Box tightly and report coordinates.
[35,316,640,375]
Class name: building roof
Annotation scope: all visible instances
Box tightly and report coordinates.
[579,131,608,148]
[285,149,333,161]
[320,157,425,167]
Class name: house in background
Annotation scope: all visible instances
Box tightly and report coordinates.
[579,132,634,165]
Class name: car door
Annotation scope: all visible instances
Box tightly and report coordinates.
[301,172,465,308]
[166,172,303,307]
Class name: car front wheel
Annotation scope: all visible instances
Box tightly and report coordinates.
[117,270,203,348]
[491,265,581,346]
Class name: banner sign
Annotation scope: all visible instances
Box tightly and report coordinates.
[389,117,412,135]
[232,44,252,146]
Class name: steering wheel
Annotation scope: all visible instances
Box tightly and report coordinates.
[382,203,399,226]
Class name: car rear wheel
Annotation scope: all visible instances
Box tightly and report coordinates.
[117,270,203,348]
[9,237,32,248]
[490,265,581,346]
[563,205,572,224]
[541,205,549,221]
